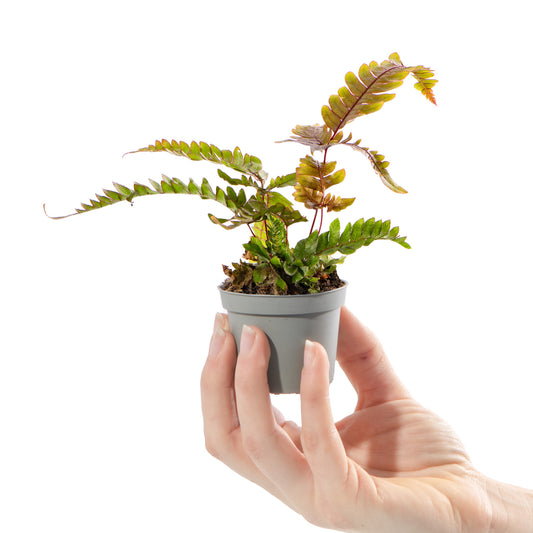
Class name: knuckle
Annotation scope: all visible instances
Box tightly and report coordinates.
[241,432,264,460]
[301,425,337,454]
[199,365,211,390]
[301,428,321,454]
[200,357,218,388]
[204,440,220,460]
[235,362,268,396]
[204,434,222,460]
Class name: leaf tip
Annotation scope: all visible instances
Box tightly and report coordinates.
[42,203,76,220]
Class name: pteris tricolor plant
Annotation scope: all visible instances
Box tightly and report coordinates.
[45,53,437,295]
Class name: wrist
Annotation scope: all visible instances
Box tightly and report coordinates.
[483,474,533,532]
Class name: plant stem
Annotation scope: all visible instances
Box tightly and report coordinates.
[247,223,256,238]
[318,207,324,234]
[309,209,319,235]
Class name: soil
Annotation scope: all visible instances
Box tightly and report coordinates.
[220,268,345,295]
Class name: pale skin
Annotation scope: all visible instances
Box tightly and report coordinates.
[201,307,533,532]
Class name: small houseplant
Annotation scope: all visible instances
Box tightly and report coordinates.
[47,53,437,393]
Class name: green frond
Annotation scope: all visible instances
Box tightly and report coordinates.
[267,173,297,190]
[126,139,266,179]
[216,169,256,187]
[321,53,437,134]
[293,217,410,262]
[46,176,263,230]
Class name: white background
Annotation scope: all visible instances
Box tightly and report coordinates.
[1,1,532,531]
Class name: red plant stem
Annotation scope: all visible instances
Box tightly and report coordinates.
[247,223,256,238]
[264,190,270,244]
[318,207,324,234]
[309,209,319,235]
[317,147,328,234]
[323,146,329,165]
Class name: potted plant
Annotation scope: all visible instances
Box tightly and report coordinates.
[46,52,437,393]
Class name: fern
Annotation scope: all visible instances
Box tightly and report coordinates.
[348,140,407,194]
[126,139,266,179]
[45,175,306,230]
[48,52,437,295]
[321,52,437,135]
[277,125,353,153]
[293,156,355,212]
[295,217,410,263]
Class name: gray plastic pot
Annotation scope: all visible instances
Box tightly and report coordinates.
[219,284,347,394]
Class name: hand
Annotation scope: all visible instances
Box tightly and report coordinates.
[200,307,522,532]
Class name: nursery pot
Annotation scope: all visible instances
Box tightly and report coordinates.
[218,284,347,394]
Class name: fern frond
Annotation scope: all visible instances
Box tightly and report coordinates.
[277,124,353,153]
[216,169,256,187]
[277,124,332,151]
[292,156,354,212]
[321,53,437,135]
[267,173,297,190]
[348,140,407,194]
[46,176,267,229]
[293,217,410,262]
[389,53,438,105]
[126,139,266,179]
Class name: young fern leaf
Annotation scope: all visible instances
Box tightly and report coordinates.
[389,53,438,105]
[126,139,266,179]
[321,53,437,135]
[293,156,354,212]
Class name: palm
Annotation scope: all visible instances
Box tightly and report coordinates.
[331,309,490,531]
[336,398,469,476]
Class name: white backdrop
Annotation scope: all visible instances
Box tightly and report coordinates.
[2,1,532,531]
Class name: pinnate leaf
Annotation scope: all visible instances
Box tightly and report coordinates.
[126,139,265,177]
[321,53,437,133]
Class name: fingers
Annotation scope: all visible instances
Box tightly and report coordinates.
[201,315,293,500]
[337,306,410,409]
[300,340,351,488]
[200,313,239,457]
[234,325,311,497]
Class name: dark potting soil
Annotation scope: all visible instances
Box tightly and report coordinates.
[220,268,344,295]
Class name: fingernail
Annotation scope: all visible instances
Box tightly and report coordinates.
[208,327,226,359]
[214,312,229,332]
[239,325,256,355]
[304,339,315,367]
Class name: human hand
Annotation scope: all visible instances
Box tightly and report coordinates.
[200,307,528,532]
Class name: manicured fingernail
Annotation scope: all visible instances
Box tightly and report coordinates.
[214,312,229,332]
[208,327,226,359]
[239,325,256,355]
[304,339,315,367]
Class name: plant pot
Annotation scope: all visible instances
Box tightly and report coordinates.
[218,284,347,394]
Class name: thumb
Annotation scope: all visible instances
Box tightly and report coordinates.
[337,307,410,409]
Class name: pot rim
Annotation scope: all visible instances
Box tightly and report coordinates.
[217,281,347,298]
[218,282,347,316]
